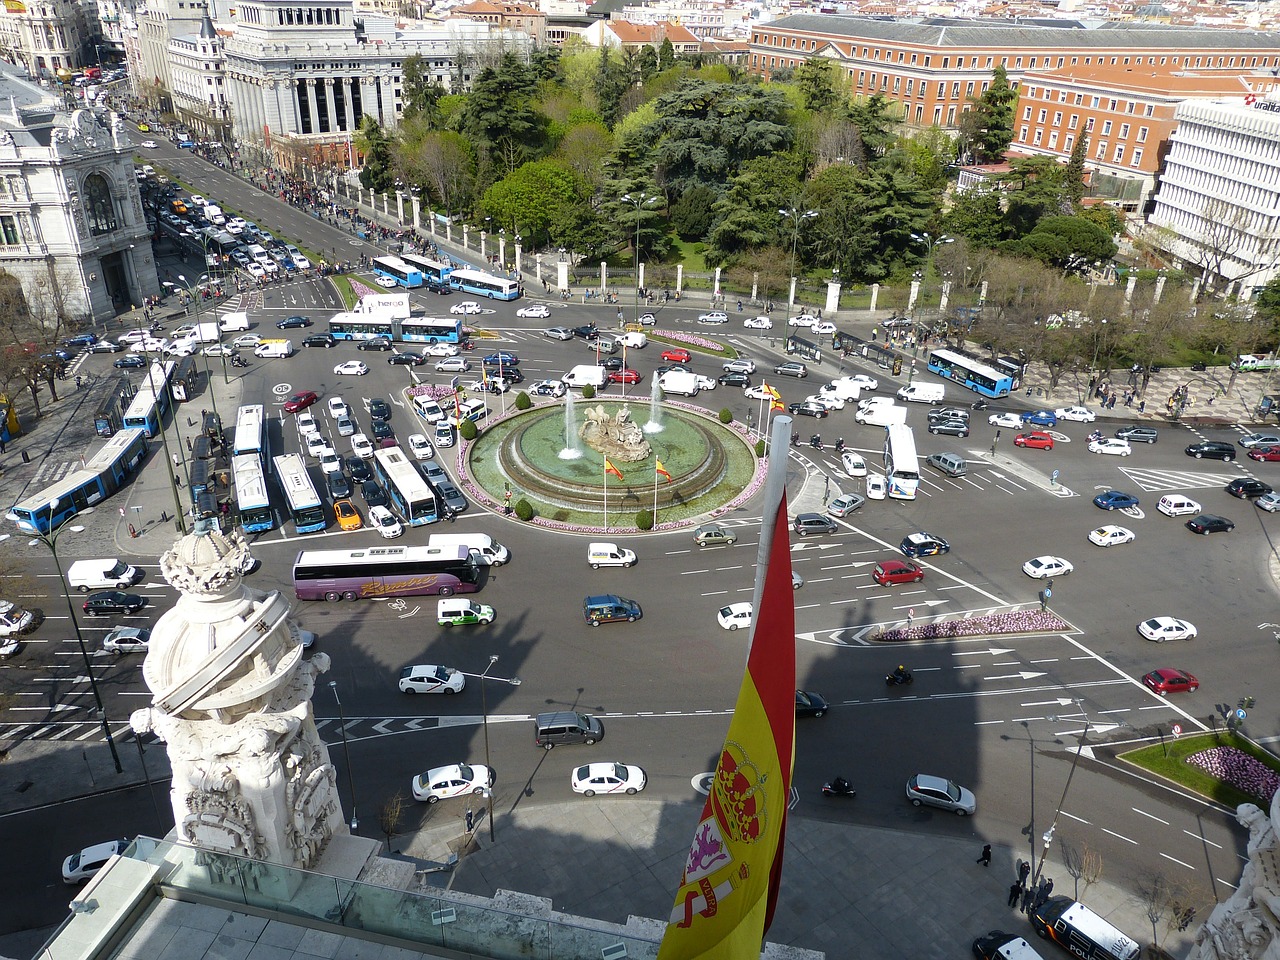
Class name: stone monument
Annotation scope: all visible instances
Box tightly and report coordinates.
[579,403,651,462]
[130,525,342,882]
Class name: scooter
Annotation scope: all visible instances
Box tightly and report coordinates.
[822,777,857,798]
[885,670,914,687]
[230,355,249,369]
[1087,429,1103,443]
[971,399,990,410]
[835,438,845,453]
[809,435,823,450]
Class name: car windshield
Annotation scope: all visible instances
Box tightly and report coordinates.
[457,764,474,780]
[610,763,627,780]
[945,781,962,801]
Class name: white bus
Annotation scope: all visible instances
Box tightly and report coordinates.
[232,404,267,462]
[448,268,519,300]
[372,447,438,525]
[232,453,274,533]
[884,423,920,501]
[272,453,326,533]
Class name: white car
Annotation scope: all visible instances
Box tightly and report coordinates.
[842,374,879,392]
[698,311,729,325]
[841,451,868,477]
[131,337,168,353]
[0,601,34,637]
[295,412,320,438]
[813,321,838,336]
[368,504,403,538]
[225,220,245,235]
[304,434,329,459]
[350,433,374,459]
[435,357,470,372]
[788,314,818,328]
[327,397,350,419]
[164,340,197,357]
[189,195,207,207]
[1088,438,1132,457]
[530,379,567,398]
[744,316,773,329]
[103,626,151,654]
[1088,525,1135,547]
[570,762,647,797]
[411,762,492,803]
[517,303,551,318]
[334,361,368,376]
[408,434,434,460]
[116,329,151,345]
[866,472,887,500]
[806,393,843,411]
[636,313,657,325]
[423,342,459,357]
[140,140,158,148]
[292,253,312,269]
[398,664,465,694]
[694,375,717,391]
[318,449,343,474]
[233,334,263,349]
[1138,616,1197,642]
[245,262,266,278]
[1055,406,1097,423]
[744,384,775,401]
[202,344,235,357]
[717,602,754,631]
[450,301,482,315]
[260,260,279,275]
[375,276,398,288]
[1022,556,1074,579]
[988,413,1023,428]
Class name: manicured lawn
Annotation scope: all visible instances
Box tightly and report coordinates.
[332,274,358,309]
[1120,730,1280,809]
[668,239,708,274]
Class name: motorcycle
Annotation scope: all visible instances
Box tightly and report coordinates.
[835,438,845,453]
[885,670,914,687]
[809,434,823,450]
[971,399,990,410]
[1087,429,1103,443]
[230,356,249,369]
[822,777,857,798]
[791,432,799,447]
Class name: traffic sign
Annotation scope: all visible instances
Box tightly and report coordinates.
[1171,724,1182,737]
[1236,708,1247,720]
[1044,588,1052,599]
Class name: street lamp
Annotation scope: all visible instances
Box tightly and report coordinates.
[141,358,189,534]
[780,207,818,309]
[456,656,521,841]
[31,511,123,773]
[1029,712,1092,897]
[621,193,659,324]
[328,680,359,833]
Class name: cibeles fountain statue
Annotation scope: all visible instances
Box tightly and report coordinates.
[130,523,343,884]
[1190,789,1280,960]
[580,403,652,462]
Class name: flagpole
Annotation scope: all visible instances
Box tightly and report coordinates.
[753,415,793,611]
[654,468,658,523]
[603,459,608,530]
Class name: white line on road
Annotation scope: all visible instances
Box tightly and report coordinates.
[1103,829,1138,845]
[1159,853,1195,870]
[1060,811,1091,825]
[1133,808,1170,825]
[1183,830,1221,849]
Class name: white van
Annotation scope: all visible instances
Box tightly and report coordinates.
[896,382,945,404]
[619,331,648,349]
[854,404,907,427]
[428,533,509,566]
[658,370,700,396]
[204,204,226,225]
[450,398,488,427]
[412,395,445,423]
[219,311,250,332]
[254,339,294,358]
[67,558,142,592]
[588,542,637,568]
[562,364,609,389]
[1157,494,1202,517]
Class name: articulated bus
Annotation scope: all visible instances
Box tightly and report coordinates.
[883,423,920,501]
[232,404,268,463]
[371,256,423,289]
[93,376,136,437]
[232,453,274,533]
[372,446,438,525]
[327,314,463,344]
[121,361,175,436]
[448,268,519,300]
[401,254,453,292]
[925,348,1015,399]
[292,545,479,601]
[169,355,198,402]
[9,428,150,533]
[271,453,326,534]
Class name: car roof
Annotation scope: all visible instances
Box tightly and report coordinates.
[912,773,950,791]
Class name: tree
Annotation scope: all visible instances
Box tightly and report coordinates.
[962,66,1018,163]
[898,127,957,192]
[845,93,896,157]
[379,793,405,852]
[412,130,476,220]
[458,53,546,181]
[1062,131,1088,210]
[1002,215,1117,276]
[942,190,1006,247]
[670,185,717,241]
[479,161,592,251]
[355,117,394,194]
[1059,841,1104,900]
[705,153,806,263]
[554,122,613,194]
[1182,198,1253,292]
[1000,156,1068,237]
[400,54,446,126]
[794,57,839,113]
[658,38,676,71]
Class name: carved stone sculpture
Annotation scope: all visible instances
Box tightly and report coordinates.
[579,403,652,462]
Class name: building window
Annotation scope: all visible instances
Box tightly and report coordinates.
[1065,134,1074,151]
[0,215,17,245]
[1023,106,1032,120]
[1096,140,1107,159]
[966,81,975,95]
[1132,148,1143,167]
[1069,114,1079,128]
[1053,111,1062,126]
[83,174,117,236]
[1137,126,1148,142]
[1114,145,1124,163]
[1119,123,1130,139]
[1102,120,1111,135]
[1038,109,1047,123]
[1020,124,1029,141]
[1033,129,1043,145]
[1048,131,1058,149]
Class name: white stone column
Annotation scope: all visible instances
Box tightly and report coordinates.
[343,77,355,133]
[498,234,506,268]
[869,283,880,312]
[907,278,920,310]
[979,280,988,304]
[788,276,797,307]
[676,264,683,295]
[411,194,420,230]
[480,231,487,259]
[428,210,437,237]
[825,280,840,315]
[395,190,404,224]
[462,224,469,250]
[1125,274,1137,302]
[324,78,338,134]
[713,267,721,298]
[1154,274,1167,302]
[751,272,758,303]
[556,258,569,292]
[638,262,645,292]
[514,240,522,275]
[938,280,951,314]
[306,79,319,136]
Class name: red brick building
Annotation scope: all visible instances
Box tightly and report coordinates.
[451,0,547,46]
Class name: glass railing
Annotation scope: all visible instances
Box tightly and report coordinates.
[122,837,661,960]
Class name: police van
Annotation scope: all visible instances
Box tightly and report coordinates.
[1029,897,1139,960]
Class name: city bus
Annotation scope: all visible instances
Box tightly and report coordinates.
[232,404,268,463]
[925,348,1015,399]
[327,313,463,344]
[232,453,274,533]
[121,362,174,436]
[292,544,480,601]
[93,376,136,437]
[883,423,920,501]
[9,428,150,533]
[995,356,1024,391]
[371,256,424,289]
[169,355,198,402]
[271,453,326,534]
[448,268,519,300]
[401,253,453,291]
[399,316,463,343]
[1232,354,1280,372]
[372,446,438,525]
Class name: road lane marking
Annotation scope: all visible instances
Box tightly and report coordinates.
[1184,830,1221,849]
[1103,829,1137,845]
[1060,811,1091,824]
[1133,808,1170,825]
[1160,853,1195,870]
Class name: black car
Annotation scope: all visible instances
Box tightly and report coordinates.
[599,357,626,372]
[435,480,468,513]
[719,371,751,387]
[788,401,827,419]
[928,419,970,437]
[572,324,598,340]
[388,352,424,366]
[346,456,372,482]
[1117,425,1158,443]
[656,363,691,377]
[1227,477,1273,499]
[360,479,388,508]
[371,420,394,441]
[276,315,312,329]
[114,355,146,369]
[326,471,352,499]
[369,399,392,421]
[1187,513,1235,534]
[1185,441,1236,461]
[302,333,336,348]
[794,690,828,718]
[495,367,524,383]
[357,337,393,351]
[82,592,147,616]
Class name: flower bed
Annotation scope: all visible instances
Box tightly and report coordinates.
[875,609,1069,642]
[1185,747,1280,804]
[350,279,379,299]
[653,330,731,354]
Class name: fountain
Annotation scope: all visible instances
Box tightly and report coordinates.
[644,377,664,434]
[559,390,582,460]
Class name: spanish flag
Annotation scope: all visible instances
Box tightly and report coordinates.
[604,458,624,480]
[770,396,785,412]
[658,417,796,960]
[656,460,672,483]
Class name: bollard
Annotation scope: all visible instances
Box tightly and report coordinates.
[21,450,29,463]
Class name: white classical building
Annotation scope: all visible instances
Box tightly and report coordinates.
[136,0,214,108]
[1147,97,1280,299]
[0,0,93,80]
[169,15,231,141]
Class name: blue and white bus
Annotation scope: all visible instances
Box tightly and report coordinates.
[232,453,274,533]
[272,453,326,534]
[926,349,1015,399]
[232,404,268,463]
[373,446,438,525]
[883,423,920,501]
[327,314,463,344]
[121,361,175,436]
[9,428,150,533]
[372,256,423,290]
[448,268,519,301]
[402,253,453,292]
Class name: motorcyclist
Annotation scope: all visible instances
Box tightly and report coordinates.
[835,438,845,453]
[1087,429,1103,443]
[830,776,853,794]
[893,664,909,682]
[810,434,822,449]
[791,431,799,447]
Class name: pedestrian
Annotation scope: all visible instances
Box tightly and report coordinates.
[1021,887,1036,914]
[1018,860,1031,885]
[1139,400,1146,414]
[977,844,992,867]
[1008,881,1023,907]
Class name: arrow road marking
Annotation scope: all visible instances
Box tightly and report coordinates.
[1021,697,1077,707]
[955,648,1016,657]
[985,671,1048,681]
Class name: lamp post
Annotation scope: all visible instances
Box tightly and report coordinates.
[34,512,123,773]
[1091,317,1109,384]
[621,193,658,324]
[1029,712,1092,897]
[328,680,359,833]
[142,358,189,534]
[910,232,954,324]
[456,656,521,841]
[780,207,818,309]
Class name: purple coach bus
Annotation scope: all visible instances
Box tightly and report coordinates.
[292,545,480,601]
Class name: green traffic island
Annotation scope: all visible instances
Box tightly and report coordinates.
[645,331,737,360]
[870,609,1071,642]
[1118,730,1280,811]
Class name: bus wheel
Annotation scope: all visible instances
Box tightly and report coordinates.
[325,592,340,602]
[438,586,454,597]
[342,591,357,601]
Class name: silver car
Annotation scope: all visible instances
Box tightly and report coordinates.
[906,774,976,815]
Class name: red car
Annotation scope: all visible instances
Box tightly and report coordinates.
[1248,446,1280,462]
[661,348,691,363]
[607,368,642,384]
[872,560,924,585]
[283,390,319,413]
[1014,431,1054,450]
[1142,667,1199,695]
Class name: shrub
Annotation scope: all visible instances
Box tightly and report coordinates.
[755,439,766,458]
[514,391,532,410]
[718,407,733,424]
[459,419,478,441]
[582,385,596,400]
[514,498,534,521]
[636,509,654,530]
